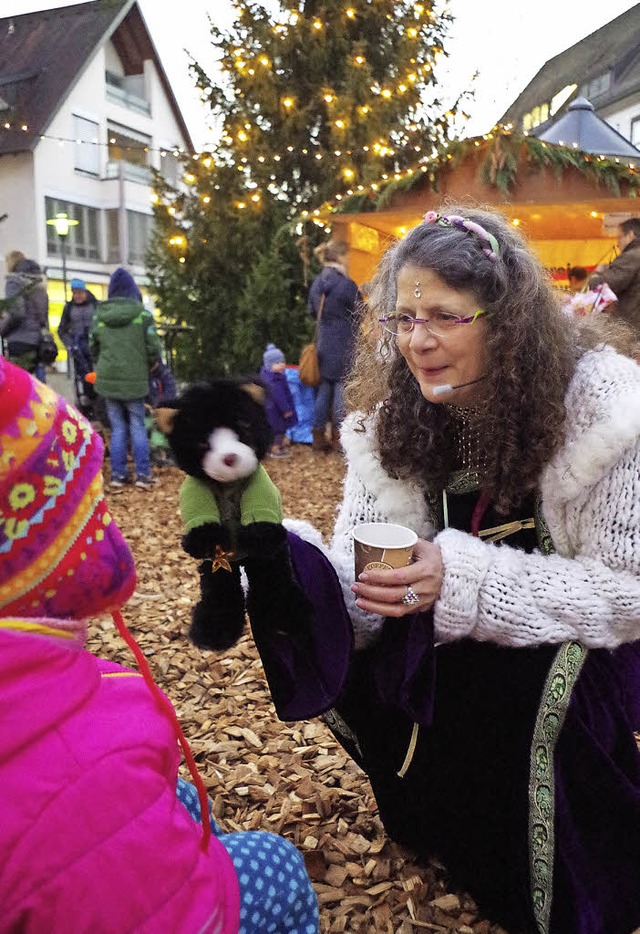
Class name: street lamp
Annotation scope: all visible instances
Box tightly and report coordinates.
[46,212,79,302]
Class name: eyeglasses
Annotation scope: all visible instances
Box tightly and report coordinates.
[379,308,486,338]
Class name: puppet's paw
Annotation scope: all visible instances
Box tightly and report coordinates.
[182,522,231,559]
[237,521,286,554]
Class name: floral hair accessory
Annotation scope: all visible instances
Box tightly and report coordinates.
[423,211,500,262]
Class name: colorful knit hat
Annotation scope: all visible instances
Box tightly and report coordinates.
[0,358,136,619]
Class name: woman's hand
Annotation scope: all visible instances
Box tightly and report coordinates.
[351,539,444,616]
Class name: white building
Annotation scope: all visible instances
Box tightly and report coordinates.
[500,4,640,146]
[0,0,192,336]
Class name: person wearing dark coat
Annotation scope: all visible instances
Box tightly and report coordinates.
[590,216,640,337]
[259,343,298,457]
[58,277,99,417]
[307,241,360,453]
[1,251,49,375]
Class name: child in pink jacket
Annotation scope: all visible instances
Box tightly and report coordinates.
[0,357,318,934]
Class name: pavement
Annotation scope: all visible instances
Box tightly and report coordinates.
[46,368,75,404]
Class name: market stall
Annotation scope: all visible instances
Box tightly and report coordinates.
[322,128,640,288]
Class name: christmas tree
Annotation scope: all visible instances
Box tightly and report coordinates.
[148,0,457,378]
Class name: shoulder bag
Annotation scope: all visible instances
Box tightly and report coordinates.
[298,294,324,388]
[37,327,59,365]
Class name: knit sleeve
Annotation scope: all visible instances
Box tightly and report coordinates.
[179,476,221,530]
[239,465,283,524]
[434,445,640,649]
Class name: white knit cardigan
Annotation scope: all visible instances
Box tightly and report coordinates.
[326,348,640,650]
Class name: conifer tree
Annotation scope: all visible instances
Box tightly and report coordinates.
[148,0,456,377]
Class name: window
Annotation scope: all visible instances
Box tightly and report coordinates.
[107,122,152,183]
[106,208,154,265]
[128,211,153,264]
[522,103,550,131]
[550,84,577,117]
[161,151,180,186]
[106,209,120,264]
[581,72,611,100]
[45,197,100,260]
[631,116,640,147]
[73,115,100,176]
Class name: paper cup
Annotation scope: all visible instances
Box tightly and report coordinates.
[352,522,417,579]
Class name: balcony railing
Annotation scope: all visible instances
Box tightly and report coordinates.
[105,160,152,185]
[106,71,151,116]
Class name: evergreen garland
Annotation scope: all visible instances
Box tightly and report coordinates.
[332,127,640,215]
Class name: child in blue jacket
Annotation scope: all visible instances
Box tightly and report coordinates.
[259,343,298,456]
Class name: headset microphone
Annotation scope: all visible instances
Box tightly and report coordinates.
[432,375,487,397]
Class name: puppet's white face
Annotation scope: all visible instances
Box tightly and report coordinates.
[201,427,259,483]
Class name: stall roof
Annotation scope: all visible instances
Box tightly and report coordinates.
[538,97,640,160]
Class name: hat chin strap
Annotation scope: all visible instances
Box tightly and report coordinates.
[111,609,212,851]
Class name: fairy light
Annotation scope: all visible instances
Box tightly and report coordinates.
[312,19,323,30]
[323,93,334,103]
[354,55,365,65]
[282,97,294,109]
[346,7,356,17]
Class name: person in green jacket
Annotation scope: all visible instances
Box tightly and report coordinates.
[90,267,162,489]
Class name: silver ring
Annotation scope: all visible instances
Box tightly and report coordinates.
[401,585,420,607]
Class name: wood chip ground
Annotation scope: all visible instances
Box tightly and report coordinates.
[92,442,626,933]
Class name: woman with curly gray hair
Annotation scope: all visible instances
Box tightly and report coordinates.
[254,206,640,933]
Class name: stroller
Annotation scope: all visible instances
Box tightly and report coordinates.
[69,333,106,425]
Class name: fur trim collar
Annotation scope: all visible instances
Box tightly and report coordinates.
[340,412,433,537]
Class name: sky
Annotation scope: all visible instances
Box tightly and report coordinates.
[4,0,640,150]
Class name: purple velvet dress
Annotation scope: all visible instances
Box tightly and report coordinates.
[257,487,640,934]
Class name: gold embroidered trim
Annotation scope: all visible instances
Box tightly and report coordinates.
[478,517,535,543]
[322,708,364,760]
[396,721,420,777]
[529,641,587,933]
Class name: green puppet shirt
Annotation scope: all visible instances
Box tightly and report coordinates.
[179,464,283,534]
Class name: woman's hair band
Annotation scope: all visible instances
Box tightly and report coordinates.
[423,211,500,262]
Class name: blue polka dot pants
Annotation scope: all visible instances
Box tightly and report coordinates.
[176,779,319,933]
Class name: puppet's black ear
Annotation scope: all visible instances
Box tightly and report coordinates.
[240,381,266,406]
[154,407,178,435]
